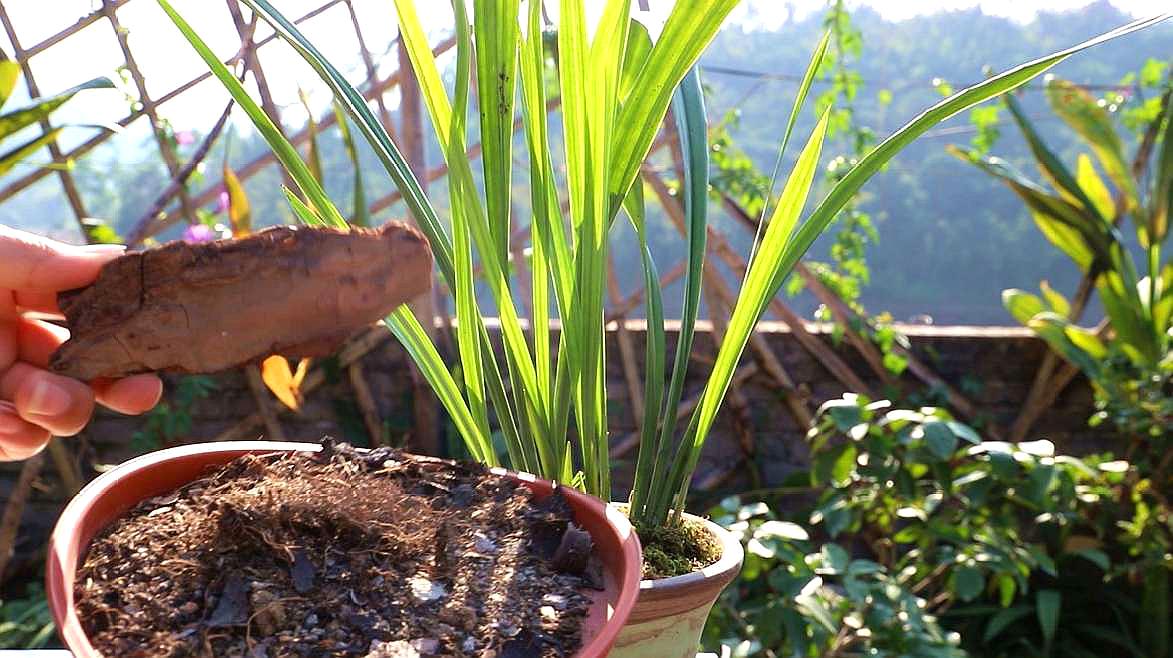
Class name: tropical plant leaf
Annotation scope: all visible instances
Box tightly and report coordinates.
[1003,289,1046,326]
[0,60,21,110]
[222,164,251,235]
[608,0,740,212]
[1046,79,1137,211]
[1037,589,1061,654]
[1153,90,1172,246]
[332,101,369,227]
[473,0,520,263]
[643,66,711,520]
[1004,91,1098,214]
[1076,153,1115,222]
[1039,280,1070,316]
[0,76,113,139]
[0,127,62,176]
[297,87,324,185]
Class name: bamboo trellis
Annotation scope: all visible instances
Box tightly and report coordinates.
[0,0,1098,584]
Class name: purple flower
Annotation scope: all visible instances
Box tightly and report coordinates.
[216,190,230,214]
[174,130,195,146]
[182,223,216,243]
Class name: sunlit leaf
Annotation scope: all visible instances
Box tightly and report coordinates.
[332,101,369,227]
[0,60,21,110]
[261,355,309,411]
[0,127,63,176]
[1046,79,1137,211]
[1075,153,1115,222]
[222,164,251,235]
[297,87,324,186]
[1039,280,1070,316]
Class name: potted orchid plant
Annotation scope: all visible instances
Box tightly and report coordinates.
[47,0,1168,656]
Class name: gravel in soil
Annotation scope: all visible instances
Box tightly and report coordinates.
[75,442,598,657]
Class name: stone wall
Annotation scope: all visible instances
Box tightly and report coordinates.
[1,322,1116,585]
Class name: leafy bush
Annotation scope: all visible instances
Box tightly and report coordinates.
[706,395,1172,657]
[0,583,54,649]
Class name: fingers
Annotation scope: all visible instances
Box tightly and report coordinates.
[0,362,95,437]
[0,224,125,293]
[14,317,70,368]
[14,290,63,316]
[0,400,51,461]
[93,375,163,416]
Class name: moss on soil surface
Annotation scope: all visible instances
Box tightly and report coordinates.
[636,516,722,580]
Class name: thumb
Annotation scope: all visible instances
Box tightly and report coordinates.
[0,225,126,293]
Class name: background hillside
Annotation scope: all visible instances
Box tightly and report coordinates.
[3,0,1169,325]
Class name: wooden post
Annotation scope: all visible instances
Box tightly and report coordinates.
[0,453,43,583]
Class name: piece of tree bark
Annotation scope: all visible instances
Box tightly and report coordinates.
[51,222,432,379]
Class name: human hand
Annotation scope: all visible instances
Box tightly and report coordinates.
[0,225,162,460]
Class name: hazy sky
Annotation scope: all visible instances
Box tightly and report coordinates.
[0,0,1165,155]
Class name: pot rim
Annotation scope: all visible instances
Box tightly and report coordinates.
[47,441,641,658]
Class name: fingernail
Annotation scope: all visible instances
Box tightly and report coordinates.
[77,243,127,255]
[26,379,71,416]
[0,411,23,435]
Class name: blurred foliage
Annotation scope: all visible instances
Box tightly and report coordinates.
[129,375,217,454]
[705,394,1172,657]
[0,583,54,649]
[954,63,1172,446]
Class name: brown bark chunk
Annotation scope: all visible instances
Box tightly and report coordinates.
[50,222,432,379]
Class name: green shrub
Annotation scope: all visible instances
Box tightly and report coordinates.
[706,395,1172,657]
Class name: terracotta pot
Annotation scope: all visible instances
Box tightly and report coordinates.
[609,512,744,658]
[46,441,642,658]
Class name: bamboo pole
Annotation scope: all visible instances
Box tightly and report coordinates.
[607,254,647,424]
[105,2,200,234]
[643,169,874,397]
[343,0,398,138]
[127,100,236,244]
[0,453,43,583]
[347,361,386,446]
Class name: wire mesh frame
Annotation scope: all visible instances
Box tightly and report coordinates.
[0,0,365,244]
[0,0,1006,470]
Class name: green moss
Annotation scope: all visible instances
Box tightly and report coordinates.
[635,516,723,580]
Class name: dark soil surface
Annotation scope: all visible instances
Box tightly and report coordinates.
[75,442,599,657]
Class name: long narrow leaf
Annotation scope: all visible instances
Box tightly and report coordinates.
[0,76,113,137]
[157,0,345,229]
[623,180,667,521]
[642,67,710,521]
[473,0,520,263]
[607,0,740,214]
[0,127,62,176]
[1004,91,1101,217]
[662,111,830,521]
[1046,79,1137,210]
[332,101,370,227]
